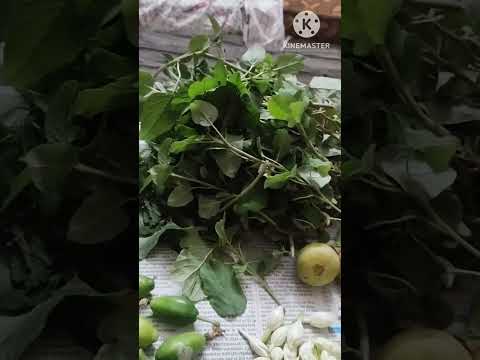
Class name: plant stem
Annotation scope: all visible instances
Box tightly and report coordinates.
[197,316,221,327]
[248,61,303,80]
[154,52,196,79]
[204,53,247,73]
[417,199,480,259]
[298,123,329,161]
[249,272,281,305]
[365,215,420,230]
[74,164,137,185]
[376,46,449,136]
[171,173,225,192]
[314,192,341,214]
[219,164,267,212]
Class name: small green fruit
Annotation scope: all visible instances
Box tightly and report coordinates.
[139,275,155,299]
[139,316,158,349]
[155,332,206,360]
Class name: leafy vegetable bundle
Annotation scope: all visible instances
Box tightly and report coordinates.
[1,0,138,358]
[139,23,341,317]
[342,0,480,358]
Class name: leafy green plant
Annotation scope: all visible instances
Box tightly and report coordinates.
[0,0,138,358]
[343,0,480,358]
[139,22,341,316]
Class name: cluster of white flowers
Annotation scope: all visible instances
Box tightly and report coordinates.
[239,306,341,360]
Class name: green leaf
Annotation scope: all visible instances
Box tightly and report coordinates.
[168,183,194,207]
[357,0,403,45]
[3,1,108,88]
[188,77,218,98]
[45,80,79,143]
[1,169,32,212]
[212,62,227,84]
[234,184,268,215]
[273,54,304,74]
[273,129,294,160]
[74,75,136,117]
[122,0,138,46]
[139,222,183,260]
[298,167,331,189]
[88,48,134,80]
[189,35,209,52]
[306,159,332,176]
[213,150,242,178]
[264,167,296,190]
[200,259,247,317]
[0,277,104,360]
[68,189,129,244]
[148,164,171,193]
[190,100,219,126]
[404,128,458,171]
[267,95,306,126]
[381,154,456,199]
[172,231,214,301]
[198,195,221,219]
[169,136,204,154]
[140,93,175,140]
[24,143,77,192]
[214,216,230,247]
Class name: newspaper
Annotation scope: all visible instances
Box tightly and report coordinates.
[140,246,341,359]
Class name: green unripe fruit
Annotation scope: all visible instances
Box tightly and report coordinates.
[150,296,199,326]
[139,275,155,299]
[139,316,159,349]
[155,332,206,360]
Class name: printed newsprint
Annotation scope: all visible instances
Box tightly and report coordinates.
[140,246,341,359]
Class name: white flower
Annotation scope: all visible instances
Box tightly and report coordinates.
[303,311,336,329]
[262,306,285,342]
[239,330,269,357]
[271,346,284,360]
[270,325,289,348]
[299,341,316,360]
[287,319,304,349]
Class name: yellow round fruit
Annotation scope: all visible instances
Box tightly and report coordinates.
[296,242,340,286]
[378,328,471,360]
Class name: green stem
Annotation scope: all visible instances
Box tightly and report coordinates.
[74,164,137,185]
[204,53,247,73]
[248,61,303,80]
[154,52,194,79]
[171,173,225,192]
[376,46,449,136]
[197,316,220,327]
[219,164,267,213]
[314,192,341,214]
[248,271,281,305]
[298,123,329,161]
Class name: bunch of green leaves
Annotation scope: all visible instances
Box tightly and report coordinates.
[139,23,341,317]
[0,0,138,358]
[342,0,480,358]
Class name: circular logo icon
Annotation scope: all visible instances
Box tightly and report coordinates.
[293,11,320,38]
